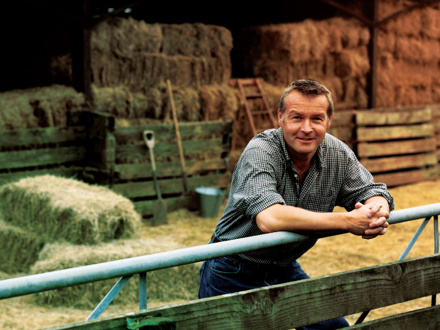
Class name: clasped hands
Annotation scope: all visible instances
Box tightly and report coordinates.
[351,202,390,240]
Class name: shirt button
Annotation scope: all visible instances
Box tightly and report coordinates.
[294,174,298,178]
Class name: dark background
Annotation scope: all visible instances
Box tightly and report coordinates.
[0,0,357,92]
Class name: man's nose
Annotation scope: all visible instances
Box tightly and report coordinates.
[301,119,313,133]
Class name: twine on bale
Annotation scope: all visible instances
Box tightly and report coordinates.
[0,175,141,245]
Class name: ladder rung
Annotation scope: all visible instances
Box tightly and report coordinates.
[246,93,263,98]
[251,110,272,115]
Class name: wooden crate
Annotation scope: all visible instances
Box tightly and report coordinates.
[356,106,438,187]
[81,111,233,218]
[0,125,87,185]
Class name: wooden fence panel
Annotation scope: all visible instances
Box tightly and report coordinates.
[356,106,438,187]
[0,126,86,185]
[109,119,233,218]
[50,254,440,330]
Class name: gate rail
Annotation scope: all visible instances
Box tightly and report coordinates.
[0,203,439,322]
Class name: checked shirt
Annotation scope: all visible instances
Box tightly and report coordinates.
[213,127,394,266]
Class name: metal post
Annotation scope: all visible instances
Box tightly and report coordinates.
[139,272,147,310]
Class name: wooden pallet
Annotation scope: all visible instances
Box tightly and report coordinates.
[356,106,438,187]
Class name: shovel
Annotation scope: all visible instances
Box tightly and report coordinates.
[143,130,167,226]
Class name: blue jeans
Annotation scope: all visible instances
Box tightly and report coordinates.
[199,255,349,329]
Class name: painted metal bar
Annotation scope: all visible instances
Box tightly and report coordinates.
[356,216,432,324]
[139,272,147,310]
[398,217,431,261]
[87,274,132,320]
[1,203,440,302]
[432,215,438,307]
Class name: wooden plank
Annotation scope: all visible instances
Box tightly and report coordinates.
[114,120,233,144]
[360,153,437,173]
[357,123,434,142]
[331,110,355,127]
[327,127,354,142]
[113,173,228,199]
[350,305,440,329]
[115,138,229,163]
[134,194,200,217]
[373,167,438,187]
[0,167,81,186]
[114,159,227,180]
[0,126,85,148]
[357,137,436,157]
[0,146,87,170]
[356,108,431,126]
[47,254,440,330]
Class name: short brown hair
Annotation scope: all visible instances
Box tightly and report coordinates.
[279,79,334,120]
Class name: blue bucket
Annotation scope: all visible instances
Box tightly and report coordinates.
[195,187,225,218]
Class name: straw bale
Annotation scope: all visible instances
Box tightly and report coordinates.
[394,36,440,64]
[334,47,370,78]
[31,239,201,308]
[87,19,232,90]
[0,175,141,245]
[421,6,440,39]
[0,219,45,273]
[380,0,423,37]
[0,85,84,129]
[198,84,240,121]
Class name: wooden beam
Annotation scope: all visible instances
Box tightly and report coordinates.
[48,254,440,330]
[72,0,93,107]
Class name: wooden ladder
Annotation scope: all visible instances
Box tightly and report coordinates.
[230,78,278,137]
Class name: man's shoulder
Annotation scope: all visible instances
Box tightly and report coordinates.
[323,133,352,152]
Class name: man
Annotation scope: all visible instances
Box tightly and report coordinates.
[198,79,394,329]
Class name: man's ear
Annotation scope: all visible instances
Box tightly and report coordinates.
[277,108,283,126]
[327,113,333,129]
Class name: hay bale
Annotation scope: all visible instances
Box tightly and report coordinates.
[31,239,201,309]
[0,175,141,245]
[0,218,45,273]
[198,84,240,121]
[0,85,84,129]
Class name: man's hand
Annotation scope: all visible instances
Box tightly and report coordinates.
[345,202,389,240]
[355,202,390,239]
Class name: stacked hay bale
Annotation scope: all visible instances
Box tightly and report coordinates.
[377,0,440,107]
[0,175,141,274]
[234,17,371,110]
[0,85,84,129]
[0,174,201,308]
[50,18,240,123]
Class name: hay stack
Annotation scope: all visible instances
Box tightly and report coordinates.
[0,218,45,273]
[0,85,84,129]
[235,17,371,109]
[85,19,232,90]
[0,175,141,245]
[31,239,201,309]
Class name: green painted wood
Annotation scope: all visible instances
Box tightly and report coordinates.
[350,305,440,329]
[46,254,440,330]
[0,146,87,170]
[0,168,81,185]
[134,194,200,216]
[114,120,233,144]
[0,126,86,147]
[115,138,229,163]
[114,173,227,199]
[114,159,227,180]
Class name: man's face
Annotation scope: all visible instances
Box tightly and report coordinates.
[278,90,332,161]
